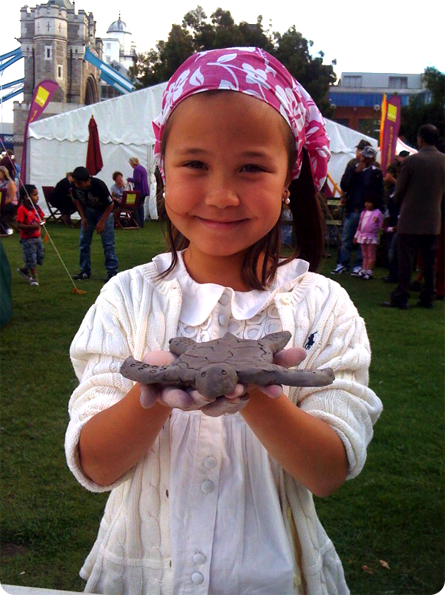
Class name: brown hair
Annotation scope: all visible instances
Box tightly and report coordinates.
[158,100,326,290]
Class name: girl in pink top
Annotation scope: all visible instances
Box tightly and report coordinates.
[354,200,384,280]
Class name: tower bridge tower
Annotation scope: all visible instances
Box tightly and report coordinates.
[14,0,102,164]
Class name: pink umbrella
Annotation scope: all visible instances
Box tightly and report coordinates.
[86,115,103,175]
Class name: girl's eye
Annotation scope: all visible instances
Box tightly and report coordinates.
[241,164,264,173]
[184,160,205,169]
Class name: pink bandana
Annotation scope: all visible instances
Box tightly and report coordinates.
[153,47,330,191]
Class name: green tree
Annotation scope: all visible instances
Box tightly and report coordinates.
[273,27,336,116]
[130,6,336,116]
[400,67,445,146]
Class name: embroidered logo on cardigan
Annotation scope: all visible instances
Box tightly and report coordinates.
[304,332,318,350]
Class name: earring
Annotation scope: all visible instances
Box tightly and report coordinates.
[282,189,290,205]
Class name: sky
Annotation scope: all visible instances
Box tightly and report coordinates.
[1,0,444,125]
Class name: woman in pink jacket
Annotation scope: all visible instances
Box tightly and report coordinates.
[354,199,384,280]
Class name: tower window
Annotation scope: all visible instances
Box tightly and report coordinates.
[45,46,52,60]
[57,65,63,78]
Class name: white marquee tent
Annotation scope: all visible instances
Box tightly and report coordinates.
[26,84,410,217]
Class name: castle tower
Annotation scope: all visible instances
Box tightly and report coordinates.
[14,0,102,165]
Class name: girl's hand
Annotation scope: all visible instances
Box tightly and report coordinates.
[138,351,248,415]
[239,346,307,399]
[138,345,306,416]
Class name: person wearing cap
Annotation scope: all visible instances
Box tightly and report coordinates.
[383,124,445,309]
[332,143,384,275]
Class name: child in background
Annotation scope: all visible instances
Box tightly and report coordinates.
[354,200,384,280]
[16,184,45,286]
[66,48,382,595]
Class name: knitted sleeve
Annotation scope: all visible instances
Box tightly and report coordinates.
[289,281,382,480]
[65,280,140,493]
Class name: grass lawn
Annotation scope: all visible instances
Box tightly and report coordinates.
[1,221,444,595]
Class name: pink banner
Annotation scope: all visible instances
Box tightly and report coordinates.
[21,80,59,183]
[380,95,402,176]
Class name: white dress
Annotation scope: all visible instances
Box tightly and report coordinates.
[153,252,308,595]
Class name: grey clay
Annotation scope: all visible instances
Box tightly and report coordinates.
[120,331,335,398]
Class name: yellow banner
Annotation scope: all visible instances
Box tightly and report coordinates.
[35,86,50,108]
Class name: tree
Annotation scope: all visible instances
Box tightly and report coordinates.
[130,6,336,116]
[399,67,445,146]
[273,27,337,116]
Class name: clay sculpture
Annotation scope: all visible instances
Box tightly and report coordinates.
[120,331,335,399]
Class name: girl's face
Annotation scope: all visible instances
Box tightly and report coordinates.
[0,170,5,181]
[116,174,124,186]
[365,201,374,211]
[163,92,290,260]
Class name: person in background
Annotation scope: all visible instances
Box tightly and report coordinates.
[0,165,18,236]
[127,157,149,228]
[16,184,45,287]
[384,124,445,309]
[354,198,384,279]
[50,172,77,226]
[110,171,128,204]
[71,166,118,282]
[381,151,410,283]
[0,150,16,180]
[332,144,383,275]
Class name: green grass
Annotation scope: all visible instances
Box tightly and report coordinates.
[1,223,444,594]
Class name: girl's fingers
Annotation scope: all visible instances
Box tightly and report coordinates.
[142,350,176,366]
[257,384,283,398]
[225,383,247,399]
[160,386,194,409]
[273,347,306,368]
[201,394,250,417]
[139,384,160,409]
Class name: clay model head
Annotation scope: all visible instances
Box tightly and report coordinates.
[196,363,238,398]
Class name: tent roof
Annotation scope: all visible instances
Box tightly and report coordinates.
[28,83,167,146]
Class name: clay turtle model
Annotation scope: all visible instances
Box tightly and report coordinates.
[120,331,335,399]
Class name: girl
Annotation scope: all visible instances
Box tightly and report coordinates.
[354,200,384,280]
[66,48,382,595]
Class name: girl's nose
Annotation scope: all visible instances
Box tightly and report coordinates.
[204,182,240,209]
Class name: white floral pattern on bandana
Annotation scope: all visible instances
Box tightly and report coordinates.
[153,47,330,191]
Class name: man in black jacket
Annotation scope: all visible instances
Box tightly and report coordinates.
[331,145,384,275]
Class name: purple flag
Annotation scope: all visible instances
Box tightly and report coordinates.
[380,95,401,176]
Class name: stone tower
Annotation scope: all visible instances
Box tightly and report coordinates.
[14,0,102,165]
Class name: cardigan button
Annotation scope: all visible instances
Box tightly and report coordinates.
[193,552,206,565]
[282,295,291,305]
[204,456,217,469]
[201,480,214,494]
[191,572,204,585]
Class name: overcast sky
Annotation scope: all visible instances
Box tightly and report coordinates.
[1,0,444,124]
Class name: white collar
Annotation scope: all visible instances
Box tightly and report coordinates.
[152,251,309,326]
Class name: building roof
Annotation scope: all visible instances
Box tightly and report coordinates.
[107,16,130,34]
[46,0,74,8]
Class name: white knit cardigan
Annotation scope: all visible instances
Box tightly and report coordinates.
[65,262,382,595]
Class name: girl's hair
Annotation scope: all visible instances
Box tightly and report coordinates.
[158,115,325,290]
[112,171,123,181]
[19,184,37,204]
[0,165,11,181]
